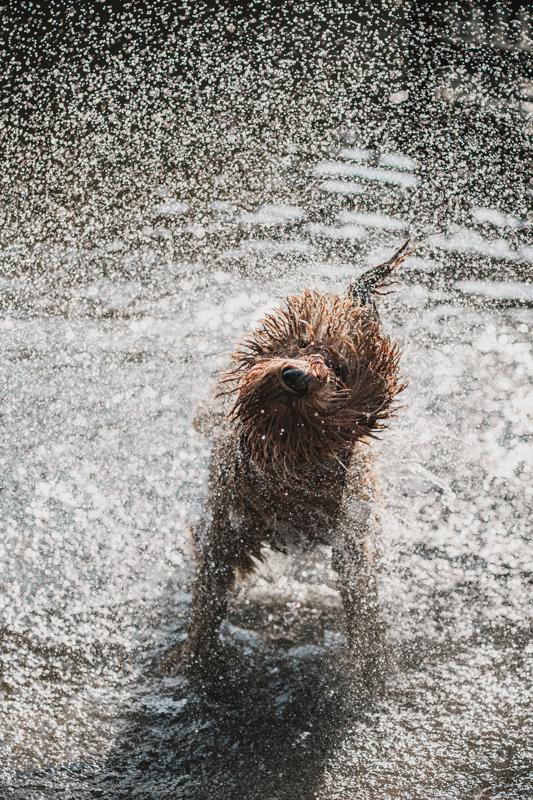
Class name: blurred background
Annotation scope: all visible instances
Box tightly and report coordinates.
[1,2,532,798]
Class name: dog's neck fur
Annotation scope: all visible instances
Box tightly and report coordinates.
[234,424,353,492]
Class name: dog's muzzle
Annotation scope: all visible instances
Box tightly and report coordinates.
[281,367,311,397]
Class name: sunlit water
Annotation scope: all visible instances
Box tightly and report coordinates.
[1,2,532,798]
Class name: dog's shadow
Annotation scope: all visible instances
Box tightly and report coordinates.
[96,598,377,800]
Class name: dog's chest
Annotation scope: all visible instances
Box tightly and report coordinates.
[232,450,347,549]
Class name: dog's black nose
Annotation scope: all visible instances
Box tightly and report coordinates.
[281,367,311,397]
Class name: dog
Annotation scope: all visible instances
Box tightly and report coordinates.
[184,241,410,685]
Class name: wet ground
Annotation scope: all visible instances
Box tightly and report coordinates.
[1,2,532,798]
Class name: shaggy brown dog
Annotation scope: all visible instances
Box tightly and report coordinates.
[185,241,410,685]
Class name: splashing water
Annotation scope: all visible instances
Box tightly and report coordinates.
[1,2,532,798]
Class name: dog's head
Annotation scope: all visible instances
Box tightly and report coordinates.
[222,290,405,477]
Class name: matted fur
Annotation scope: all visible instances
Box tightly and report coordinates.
[179,243,411,685]
[223,291,405,478]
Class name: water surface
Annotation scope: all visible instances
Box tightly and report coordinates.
[1,2,532,798]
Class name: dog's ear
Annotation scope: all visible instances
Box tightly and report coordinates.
[347,239,412,313]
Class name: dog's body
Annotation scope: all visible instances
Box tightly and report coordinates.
[186,243,410,684]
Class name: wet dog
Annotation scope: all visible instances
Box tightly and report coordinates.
[185,242,410,685]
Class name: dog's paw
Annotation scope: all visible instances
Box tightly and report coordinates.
[344,648,388,698]
[153,638,226,678]
[183,639,249,701]
[183,638,236,686]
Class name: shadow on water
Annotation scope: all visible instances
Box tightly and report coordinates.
[97,637,360,800]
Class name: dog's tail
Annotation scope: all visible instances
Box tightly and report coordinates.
[347,239,412,311]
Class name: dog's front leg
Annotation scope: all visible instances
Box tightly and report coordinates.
[186,515,242,675]
[332,500,385,688]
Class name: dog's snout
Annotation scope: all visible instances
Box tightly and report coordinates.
[281,367,311,397]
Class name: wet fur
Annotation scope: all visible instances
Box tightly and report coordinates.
[185,246,409,685]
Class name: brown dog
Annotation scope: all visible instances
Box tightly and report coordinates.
[185,242,410,685]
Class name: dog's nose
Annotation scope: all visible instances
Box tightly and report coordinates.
[281,367,311,397]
